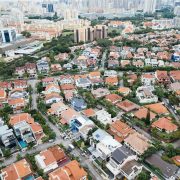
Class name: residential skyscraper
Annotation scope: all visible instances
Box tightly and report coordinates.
[144,0,157,13]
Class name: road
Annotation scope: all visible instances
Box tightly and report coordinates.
[1,80,103,180]
[162,98,180,126]
[99,50,107,71]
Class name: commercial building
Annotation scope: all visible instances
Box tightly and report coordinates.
[0,28,16,43]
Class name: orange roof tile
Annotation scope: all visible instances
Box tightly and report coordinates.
[8,98,25,106]
[9,113,34,126]
[134,108,156,121]
[152,117,178,132]
[105,94,122,104]
[145,103,169,114]
[39,150,56,166]
[89,71,101,77]
[82,108,95,117]
[48,146,66,162]
[105,77,118,85]
[1,159,32,180]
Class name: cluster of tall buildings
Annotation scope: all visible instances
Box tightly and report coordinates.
[74,25,108,43]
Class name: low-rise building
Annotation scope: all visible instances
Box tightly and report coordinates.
[91,88,110,98]
[152,117,178,133]
[71,97,87,112]
[136,86,158,104]
[106,146,141,179]
[48,102,69,117]
[48,160,87,180]
[35,149,58,173]
[0,159,33,180]
[124,132,150,155]
[108,120,134,142]
[37,59,49,74]
[141,74,156,86]
[96,109,112,125]
[116,100,139,112]
[0,125,17,148]
[45,93,63,105]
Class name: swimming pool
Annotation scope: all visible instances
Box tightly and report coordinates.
[19,140,28,148]
[24,176,34,180]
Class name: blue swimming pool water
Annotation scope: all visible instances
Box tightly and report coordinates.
[24,176,34,180]
[19,140,28,148]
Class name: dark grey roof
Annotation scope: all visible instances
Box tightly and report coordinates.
[121,160,142,175]
[146,154,179,179]
[111,145,134,165]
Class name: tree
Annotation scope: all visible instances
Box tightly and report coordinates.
[144,109,151,125]
[97,39,112,47]
[137,171,151,180]
[36,82,43,93]
[21,31,31,38]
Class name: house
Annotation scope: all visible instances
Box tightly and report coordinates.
[105,77,118,86]
[63,63,72,70]
[90,129,121,160]
[75,78,91,89]
[8,98,25,112]
[60,108,80,125]
[58,75,74,85]
[155,70,170,85]
[108,60,119,68]
[141,74,156,86]
[48,145,67,164]
[42,77,56,87]
[0,125,17,148]
[15,67,25,77]
[13,80,27,89]
[152,117,178,133]
[12,121,36,146]
[0,159,33,180]
[169,70,180,82]
[109,52,120,60]
[133,60,144,67]
[10,113,44,143]
[108,120,134,142]
[169,82,180,92]
[0,90,7,103]
[47,102,69,117]
[91,88,110,98]
[106,146,142,179]
[82,108,96,118]
[145,58,159,67]
[146,154,179,180]
[44,84,60,94]
[96,109,112,125]
[127,74,137,85]
[64,90,75,102]
[70,116,94,139]
[89,71,101,79]
[172,156,180,166]
[37,59,49,74]
[136,86,158,104]
[71,97,87,112]
[104,70,117,77]
[51,64,62,72]
[35,149,58,173]
[54,52,69,61]
[0,82,12,90]
[9,88,28,99]
[121,60,131,67]
[116,100,139,112]
[124,132,150,155]
[145,103,169,115]
[25,63,37,77]
[134,107,156,121]
[105,94,122,104]
[60,84,75,91]
[45,93,63,104]
[118,87,132,96]
[48,160,87,180]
